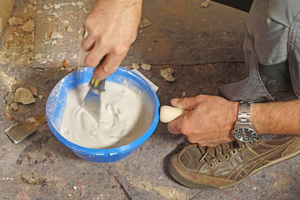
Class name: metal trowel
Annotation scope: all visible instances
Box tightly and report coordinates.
[4,113,47,144]
[82,56,107,122]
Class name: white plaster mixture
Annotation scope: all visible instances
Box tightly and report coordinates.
[60,82,152,149]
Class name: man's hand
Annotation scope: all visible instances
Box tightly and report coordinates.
[168,95,239,147]
[81,0,142,80]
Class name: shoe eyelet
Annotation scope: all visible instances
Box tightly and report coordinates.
[248,141,253,145]
[232,149,237,154]
[239,145,245,150]
[209,163,215,168]
[217,160,222,164]
[224,155,230,160]
[256,137,260,141]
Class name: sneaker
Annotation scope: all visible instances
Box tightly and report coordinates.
[168,135,300,189]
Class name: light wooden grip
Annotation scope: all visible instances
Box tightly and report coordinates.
[160,105,189,123]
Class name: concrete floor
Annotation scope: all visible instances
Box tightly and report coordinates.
[1,1,300,200]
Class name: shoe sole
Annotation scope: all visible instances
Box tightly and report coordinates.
[168,148,300,189]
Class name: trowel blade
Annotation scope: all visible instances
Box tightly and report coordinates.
[82,89,101,122]
[4,113,46,144]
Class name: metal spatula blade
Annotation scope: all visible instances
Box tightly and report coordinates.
[4,113,46,144]
[82,79,105,122]
[82,56,106,122]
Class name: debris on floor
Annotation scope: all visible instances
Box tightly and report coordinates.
[0,1,37,66]
[121,65,133,70]
[50,31,63,39]
[34,53,50,65]
[160,68,176,82]
[139,18,152,29]
[7,113,14,120]
[29,86,38,96]
[66,26,74,33]
[8,17,24,26]
[13,87,36,105]
[201,0,211,8]
[0,51,10,64]
[141,62,151,70]
[132,63,140,69]
[32,0,93,68]
[21,20,35,32]
[10,103,18,110]
[5,92,15,105]
[62,60,68,67]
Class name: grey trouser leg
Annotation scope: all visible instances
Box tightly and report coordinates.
[219,0,300,102]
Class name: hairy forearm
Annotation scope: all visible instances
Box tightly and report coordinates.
[251,99,300,135]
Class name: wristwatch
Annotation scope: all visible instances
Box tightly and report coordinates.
[232,100,257,142]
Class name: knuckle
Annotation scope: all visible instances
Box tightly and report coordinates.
[187,137,197,144]
[85,57,97,67]
[196,94,204,101]
[113,44,129,57]
[103,64,116,74]
[98,37,109,47]
[84,14,94,28]
[180,123,191,136]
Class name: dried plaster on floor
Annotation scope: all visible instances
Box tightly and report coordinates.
[120,170,189,199]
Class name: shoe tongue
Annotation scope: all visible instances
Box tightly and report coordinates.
[207,147,217,157]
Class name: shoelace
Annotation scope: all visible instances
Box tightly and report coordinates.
[197,140,245,167]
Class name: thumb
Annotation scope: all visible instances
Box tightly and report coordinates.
[171,96,200,110]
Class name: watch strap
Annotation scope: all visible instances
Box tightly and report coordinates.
[238,100,254,123]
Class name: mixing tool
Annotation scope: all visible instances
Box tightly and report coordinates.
[82,56,107,122]
[160,105,189,123]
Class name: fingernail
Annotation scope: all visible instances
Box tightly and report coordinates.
[171,98,179,106]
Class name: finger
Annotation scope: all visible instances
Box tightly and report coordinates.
[93,53,126,80]
[167,114,187,134]
[199,142,221,147]
[81,34,96,52]
[84,42,107,68]
[171,96,201,110]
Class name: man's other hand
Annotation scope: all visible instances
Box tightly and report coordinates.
[168,95,239,147]
[81,0,142,80]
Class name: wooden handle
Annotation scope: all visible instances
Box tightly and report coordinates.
[160,105,189,123]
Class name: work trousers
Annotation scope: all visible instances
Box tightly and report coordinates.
[213,0,300,102]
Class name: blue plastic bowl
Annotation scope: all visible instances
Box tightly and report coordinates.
[46,67,160,163]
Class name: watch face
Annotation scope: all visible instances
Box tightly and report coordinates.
[233,128,257,142]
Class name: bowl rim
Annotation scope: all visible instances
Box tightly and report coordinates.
[46,67,160,156]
